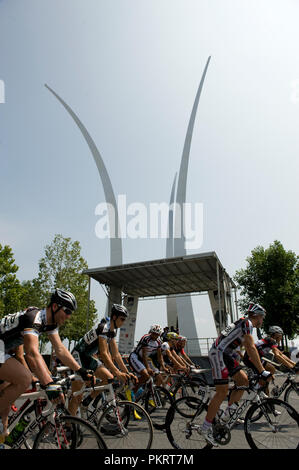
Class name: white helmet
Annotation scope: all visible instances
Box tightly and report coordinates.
[247,303,266,317]
[149,324,163,335]
[269,325,284,336]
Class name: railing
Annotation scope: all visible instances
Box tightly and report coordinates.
[184,337,216,356]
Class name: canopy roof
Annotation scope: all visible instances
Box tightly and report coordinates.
[82,252,236,298]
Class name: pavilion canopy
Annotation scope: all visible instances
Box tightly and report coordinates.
[82,252,236,298]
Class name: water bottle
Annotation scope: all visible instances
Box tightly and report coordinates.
[4,414,31,447]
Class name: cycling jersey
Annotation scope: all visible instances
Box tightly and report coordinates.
[71,318,116,371]
[255,337,278,357]
[213,317,253,353]
[0,307,58,354]
[133,334,162,359]
[73,318,116,356]
[243,337,278,371]
[209,317,253,384]
[129,334,162,376]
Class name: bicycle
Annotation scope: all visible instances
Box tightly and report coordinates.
[163,368,212,401]
[126,373,173,430]
[66,372,154,449]
[2,375,107,450]
[165,373,299,450]
[263,357,298,410]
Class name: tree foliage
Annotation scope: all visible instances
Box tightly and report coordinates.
[234,241,299,339]
[0,243,23,317]
[37,234,97,348]
[0,236,97,351]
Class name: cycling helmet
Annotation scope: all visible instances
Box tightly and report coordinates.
[50,288,77,311]
[247,303,266,317]
[177,335,187,342]
[49,288,77,324]
[111,304,129,318]
[269,325,284,336]
[166,332,179,341]
[149,324,163,335]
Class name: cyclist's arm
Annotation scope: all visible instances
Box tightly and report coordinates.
[23,334,54,386]
[166,350,184,369]
[141,347,152,373]
[272,348,296,369]
[13,344,39,382]
[98,337,124,378]
[172,350,188,369]
[243,334,265,374]
[157,348,168,371]
[179,350,195,366]
[110,338,132,375]
[48,333,82,373]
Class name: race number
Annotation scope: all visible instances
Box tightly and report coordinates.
[220,323,236,337]
[0,312,21,333]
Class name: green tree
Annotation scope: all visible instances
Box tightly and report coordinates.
[37,234,97,349]
[234,241,299,340]
[0,243,23,317]
[19,279,44,310]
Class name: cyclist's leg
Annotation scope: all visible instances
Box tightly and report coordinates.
[228,369,248,405]
[0,357,32,434]
[68,352,100,416]
[128,353,150,393]
[90,365,113,400]
[202,348,229,435]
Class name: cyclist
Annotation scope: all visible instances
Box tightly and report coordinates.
[201,303,272,446]
[0,289,92,438]
[150,332,187,375]
[129,324,168,395]
[69,304,136,416]
[175,336,197,368]
[243,325,298,390]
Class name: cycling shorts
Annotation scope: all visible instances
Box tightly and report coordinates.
[72,350,103,372]
[209,347,243,385]
[128,352,159,377]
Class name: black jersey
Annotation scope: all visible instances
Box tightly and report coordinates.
[0,307,58,353]
[73,318,116,356]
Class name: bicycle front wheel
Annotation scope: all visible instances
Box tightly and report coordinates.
[165,396,208,450]
[97,400,153,449]
[33,414,107,449]
[244,398,299,449]
[284,384,299,411]
[144,386,173,430]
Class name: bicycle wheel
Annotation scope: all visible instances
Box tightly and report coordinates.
[165,396,209,449]
[144,386,173,430]
[33,414,107,449]
[284,384,299,411]
[244,398,299,449]
[96,400,153,449]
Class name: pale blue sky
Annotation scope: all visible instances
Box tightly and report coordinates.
[1,0,299,345]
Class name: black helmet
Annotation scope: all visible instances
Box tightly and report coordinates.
[111,304,128,318]
[50,288,77,312]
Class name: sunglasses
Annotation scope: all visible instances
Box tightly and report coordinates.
[61,306,73,316]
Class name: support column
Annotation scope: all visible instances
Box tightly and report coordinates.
[118,295,139,355]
